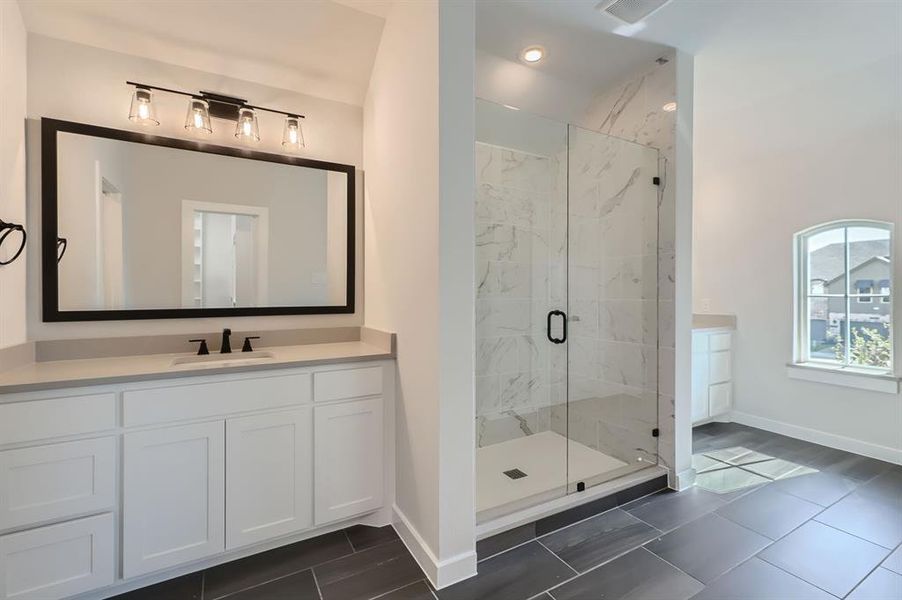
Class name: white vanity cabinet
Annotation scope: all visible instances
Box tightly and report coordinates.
[692,330,734,424]
[226,408,313,549]
[314,397,384,524]
[0,358,394,600]
[123,421,226,577]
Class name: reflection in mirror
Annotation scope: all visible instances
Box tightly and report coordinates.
[54,130,349,313]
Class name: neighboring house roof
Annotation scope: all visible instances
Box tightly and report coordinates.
[809,240,891,282]
[824,255,891,287]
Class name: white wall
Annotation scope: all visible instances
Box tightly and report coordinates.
[693,2,902,458]
[26,35,364,339]
[0,0,27,349]
[363,0,475,587]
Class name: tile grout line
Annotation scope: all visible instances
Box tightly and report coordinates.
[536,539,579,576]
[212,567,319,600]
[344,529,357,553]
[477,481,667,564]
[367,579,424,600]
[755,553,842,598]
[310,568,324,600]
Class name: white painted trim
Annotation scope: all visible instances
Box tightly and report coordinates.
[673,467,697,491]
[180,200,270,308]
[730,410,902,465]
[391,504,477,590]
[786,363,900,394]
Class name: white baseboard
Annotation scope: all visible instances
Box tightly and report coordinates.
[729,410,902,465]
[392,504,476,590]
[673,467,697,491]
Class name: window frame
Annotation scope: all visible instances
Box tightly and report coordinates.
[793,220,894,373]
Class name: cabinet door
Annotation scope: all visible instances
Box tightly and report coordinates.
[0,513,114,600]
[226,409,313,549]
[123,421,225,578]
[314,398,383,525]
[709,382,732,416]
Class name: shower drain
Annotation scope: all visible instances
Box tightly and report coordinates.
[503,468,528,480]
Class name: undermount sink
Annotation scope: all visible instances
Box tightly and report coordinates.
[170,351,277,369]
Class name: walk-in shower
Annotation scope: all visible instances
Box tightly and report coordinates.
[475,98,662,522]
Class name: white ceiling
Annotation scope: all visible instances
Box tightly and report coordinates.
[476,0,672,97]
[17,0,387,106]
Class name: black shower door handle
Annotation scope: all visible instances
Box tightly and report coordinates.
[547,310,567,344]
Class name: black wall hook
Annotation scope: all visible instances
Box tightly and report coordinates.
[0,219,26,266]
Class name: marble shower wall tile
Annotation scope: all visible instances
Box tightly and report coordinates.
[475,143,563,429]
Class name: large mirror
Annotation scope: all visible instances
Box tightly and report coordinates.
[42,118,354,321]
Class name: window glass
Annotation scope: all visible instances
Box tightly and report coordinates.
[808,296,842,364]
[799,222,892,371]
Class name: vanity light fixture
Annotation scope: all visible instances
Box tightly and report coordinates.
[520,45,545,63]
[502,104,521,111]
[282,115,305,151]
[128,86,159,126]
[662,101,677,112]
[184,98,212,134]
[125,81,306,147]
[235,107,260,143]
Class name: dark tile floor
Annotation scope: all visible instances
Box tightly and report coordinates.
[114,423,902,600]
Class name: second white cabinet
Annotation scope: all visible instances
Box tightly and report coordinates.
[226,409,313,549]
[314,398,384,525]
[123,421,225,578]
[691,330,734,424]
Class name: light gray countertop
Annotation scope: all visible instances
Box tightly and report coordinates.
[692,314,737,332]
[0,340,393,395]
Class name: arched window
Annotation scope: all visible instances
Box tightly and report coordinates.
[794,221,893,371]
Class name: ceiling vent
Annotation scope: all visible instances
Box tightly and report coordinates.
[598,0,671,24]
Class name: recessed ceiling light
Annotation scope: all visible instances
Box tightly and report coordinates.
[662,102,677,112]
[520,46,545,63]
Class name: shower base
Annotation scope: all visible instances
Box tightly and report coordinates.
[476,430,638,522]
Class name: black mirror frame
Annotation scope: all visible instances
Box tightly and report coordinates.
[41,117,355,322]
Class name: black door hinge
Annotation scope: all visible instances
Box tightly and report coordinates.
[652,176,661,186]
[652,428,660,437]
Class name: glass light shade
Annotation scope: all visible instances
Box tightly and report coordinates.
[128,87,159,126]
[235,107,260,143]
[184,98,212,134]
[282,116,305,151]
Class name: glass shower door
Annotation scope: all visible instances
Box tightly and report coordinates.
[475,99,569,522]
[566,124,660,492]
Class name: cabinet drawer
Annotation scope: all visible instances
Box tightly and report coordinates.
[0,513,114,600]
[314,367,383,402]
[123,373,311,426]
[0,394,115,446]
[0,438,115,531]
[709,332,732,352]
[709,382,732,416]
[709,351,732,384]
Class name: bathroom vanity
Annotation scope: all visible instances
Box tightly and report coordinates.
[691,314,736,425]
[0,338,395,599]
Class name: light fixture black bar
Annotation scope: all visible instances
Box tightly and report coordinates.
[126,81,305,119]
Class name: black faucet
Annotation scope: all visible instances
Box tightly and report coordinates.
[220,328,232,354]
